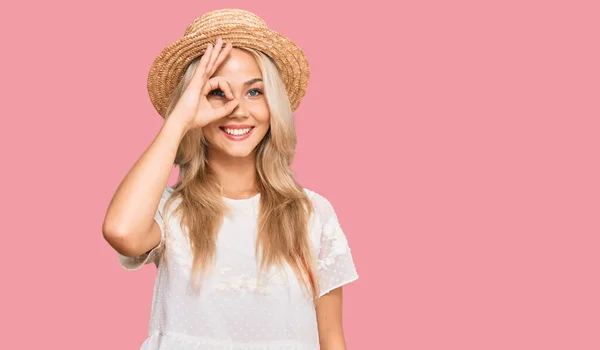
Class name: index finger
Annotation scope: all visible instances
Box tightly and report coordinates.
[187,43,214,90]
[207,41,233,76]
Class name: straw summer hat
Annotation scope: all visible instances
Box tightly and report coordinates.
[146,8,310,118]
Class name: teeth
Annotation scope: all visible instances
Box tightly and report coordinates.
[224,128,251,136]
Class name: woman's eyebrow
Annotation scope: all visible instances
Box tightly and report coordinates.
[244,78,263,86]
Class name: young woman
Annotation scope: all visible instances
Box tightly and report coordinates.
[103,8,358,350]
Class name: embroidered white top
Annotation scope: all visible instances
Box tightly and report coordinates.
[118,186,359,350]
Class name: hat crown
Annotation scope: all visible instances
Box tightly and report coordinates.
[185,8,268,35]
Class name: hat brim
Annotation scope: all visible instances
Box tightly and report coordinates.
[147,28,309,118]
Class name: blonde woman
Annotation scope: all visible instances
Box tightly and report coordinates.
[103,9,358,350]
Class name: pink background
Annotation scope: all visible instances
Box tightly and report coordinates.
[2,0,599,349]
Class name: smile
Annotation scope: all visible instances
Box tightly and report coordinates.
[219,126,255,141]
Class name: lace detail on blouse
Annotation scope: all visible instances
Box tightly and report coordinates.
[317,216,351,269]
[314,200,359,297]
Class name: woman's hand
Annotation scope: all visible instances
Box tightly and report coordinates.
[168,37,239,132]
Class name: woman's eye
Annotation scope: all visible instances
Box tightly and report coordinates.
[248,88,262,97]
[209,89,225,97]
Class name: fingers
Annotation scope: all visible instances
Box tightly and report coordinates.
[200,76,239,120]
[205,38,225,72]
[213,99,240,119]
[202,76,235,100]
[188,44,212,89]
[207,41,232,76]
[198,42,213,73]
[188,38,232,90]
[188,44,213,90]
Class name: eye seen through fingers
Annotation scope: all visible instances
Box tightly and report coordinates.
[209,88,263,98]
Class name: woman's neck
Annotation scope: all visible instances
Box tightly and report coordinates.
[208,149,259,199]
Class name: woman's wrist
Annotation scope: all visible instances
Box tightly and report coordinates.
[161,117,190,142]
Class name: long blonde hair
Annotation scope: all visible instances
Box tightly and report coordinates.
[161,47,318,301]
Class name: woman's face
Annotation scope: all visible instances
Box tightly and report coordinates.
[203,48,270,159]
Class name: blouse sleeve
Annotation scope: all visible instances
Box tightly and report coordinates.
[314,193,359,297]
[117,186,173,270]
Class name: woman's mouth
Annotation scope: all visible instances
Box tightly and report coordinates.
[219,126,255,141]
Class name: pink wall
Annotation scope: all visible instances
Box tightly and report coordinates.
[2,0,598,349]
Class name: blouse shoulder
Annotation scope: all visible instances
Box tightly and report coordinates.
[302,187,359,297]
[303,188,337,224]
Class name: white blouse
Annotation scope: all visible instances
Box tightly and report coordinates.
[118,186,359,349]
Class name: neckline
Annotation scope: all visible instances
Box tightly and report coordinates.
[222,192,261,203]
[167,185,260,203]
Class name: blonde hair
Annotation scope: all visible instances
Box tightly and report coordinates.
[161,47,318,302]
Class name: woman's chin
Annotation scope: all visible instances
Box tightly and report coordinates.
[218,144,257,158]
[227,150,254,158]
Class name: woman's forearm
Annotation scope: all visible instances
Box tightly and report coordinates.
[102,118,188,255]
